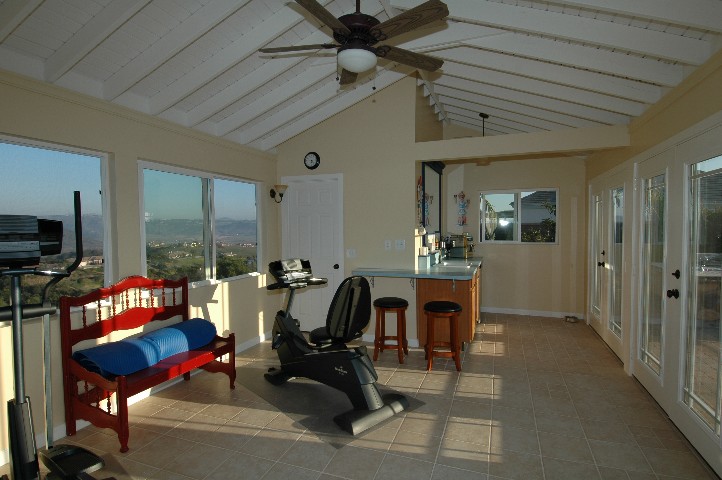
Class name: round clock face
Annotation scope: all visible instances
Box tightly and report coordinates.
[304,152,320,170]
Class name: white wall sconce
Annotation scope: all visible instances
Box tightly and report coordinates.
[270,184,288,203]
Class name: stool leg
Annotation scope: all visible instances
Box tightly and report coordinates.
[396,311,404,364]
[400,309,409,355]
[451,314,461,371]
[426,313,435,371]
[373,307,381,361]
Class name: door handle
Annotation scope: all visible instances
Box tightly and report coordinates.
[666,289,679,299]
[597,261,605,267]
[672,269,680,279]
[333,264,339,269]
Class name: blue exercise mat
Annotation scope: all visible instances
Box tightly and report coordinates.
[72,318,217,379]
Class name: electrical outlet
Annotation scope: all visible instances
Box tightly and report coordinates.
[395,239,406,250]
[384,240,392,251]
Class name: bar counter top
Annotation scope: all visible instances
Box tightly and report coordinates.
[352,258,482,281]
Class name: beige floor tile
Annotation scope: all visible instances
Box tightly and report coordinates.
[431,463,488,480]
[259,461,322,480]
[323,445,386,480]
[581,418,636,445]
[641,445,718,479]
[239,427,301,460]
[203,452,274,480]
[587,440,653,473]
[20,315,718,480]
[161,442,234,479]
[389,428,442,462]
[488,447,544,480]
[534,411,585,438]
[436,437,489,474]
[127,435,196,469]
[377,453,434,480]
[399,414,447,438]
[280,433,338,471]
[490,424,540,455]
[538,431,595,464]
[542,457,602,480]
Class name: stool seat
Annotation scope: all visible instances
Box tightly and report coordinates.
[373,297,409,363]
[373,297,409,309]
[424,301,462,371]
[424,301,462,313]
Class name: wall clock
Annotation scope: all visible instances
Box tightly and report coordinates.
[304,152,320,170]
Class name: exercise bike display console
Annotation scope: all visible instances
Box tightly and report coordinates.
[265,259,409,435]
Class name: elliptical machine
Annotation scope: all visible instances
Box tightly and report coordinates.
[265,259,408,435]
[0,192,111,480]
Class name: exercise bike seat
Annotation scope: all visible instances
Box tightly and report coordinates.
[308,276,370,347]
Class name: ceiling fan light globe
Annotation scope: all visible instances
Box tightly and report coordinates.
[338,48,377,73]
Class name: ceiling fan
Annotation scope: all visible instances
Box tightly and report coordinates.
[260,0,449,85]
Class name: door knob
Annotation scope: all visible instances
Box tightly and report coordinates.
[672,269,680,279]
[666,289,679,299]
[333,264,339,269]
[597,261,605,267]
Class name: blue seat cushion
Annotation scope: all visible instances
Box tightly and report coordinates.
[72,319,217,379]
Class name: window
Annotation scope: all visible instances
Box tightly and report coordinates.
[480,190,557,243]
[141,164,258,282]
[0,138,108,307]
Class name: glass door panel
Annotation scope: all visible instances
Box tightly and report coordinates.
[640,173,666,376]
[609,187,624,338]
[685,155,722,435]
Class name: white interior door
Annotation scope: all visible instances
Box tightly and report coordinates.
[281,174,344,331]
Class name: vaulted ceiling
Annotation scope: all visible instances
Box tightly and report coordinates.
[1,0,720,153]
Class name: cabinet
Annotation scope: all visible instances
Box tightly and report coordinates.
[416,267,480,346]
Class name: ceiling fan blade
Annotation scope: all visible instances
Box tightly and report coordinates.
[376,45,444,72]
[369,0,449,42]
[295,0,351,37]
[339,69,358,85]
[260,43,338,53]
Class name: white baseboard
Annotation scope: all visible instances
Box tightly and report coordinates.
[480,306,585,321]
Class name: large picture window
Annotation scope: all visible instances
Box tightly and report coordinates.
[141,164,258,282]
[0,138,108,306]
[480,189,557,243]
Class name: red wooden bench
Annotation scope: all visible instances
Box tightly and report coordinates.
[59,276,235,452]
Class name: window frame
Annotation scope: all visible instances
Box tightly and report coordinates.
[479,188,559,244]
[138,161,261,284]
[0,134,112,286]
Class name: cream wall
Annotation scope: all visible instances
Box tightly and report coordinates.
[0,70,283,461]
[448,158,586,317]
[276,77,441,341]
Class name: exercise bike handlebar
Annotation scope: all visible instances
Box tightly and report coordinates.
[266,277,327,290]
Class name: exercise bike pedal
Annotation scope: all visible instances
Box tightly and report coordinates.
[39,444,106,480]
[264,368,291,386]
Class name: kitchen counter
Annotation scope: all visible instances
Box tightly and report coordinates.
[354,258,483,346]
[352,258,482,281]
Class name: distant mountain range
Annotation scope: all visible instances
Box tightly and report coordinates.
[45,215,257,252]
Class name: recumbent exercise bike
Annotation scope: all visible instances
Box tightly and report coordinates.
[265,259,408,435]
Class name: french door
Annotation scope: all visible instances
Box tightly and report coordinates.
[589,169,629,362]
[634,135,722,474]
[634,149,683,407]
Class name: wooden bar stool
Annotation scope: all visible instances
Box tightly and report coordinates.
[424,301,462,371]
[372,297,409,363]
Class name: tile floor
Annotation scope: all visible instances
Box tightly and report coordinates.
[2,313,720,480]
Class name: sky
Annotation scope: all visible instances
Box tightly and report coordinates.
[0,141,257,221]
[0,141,102,216]
[143,168,257,221]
